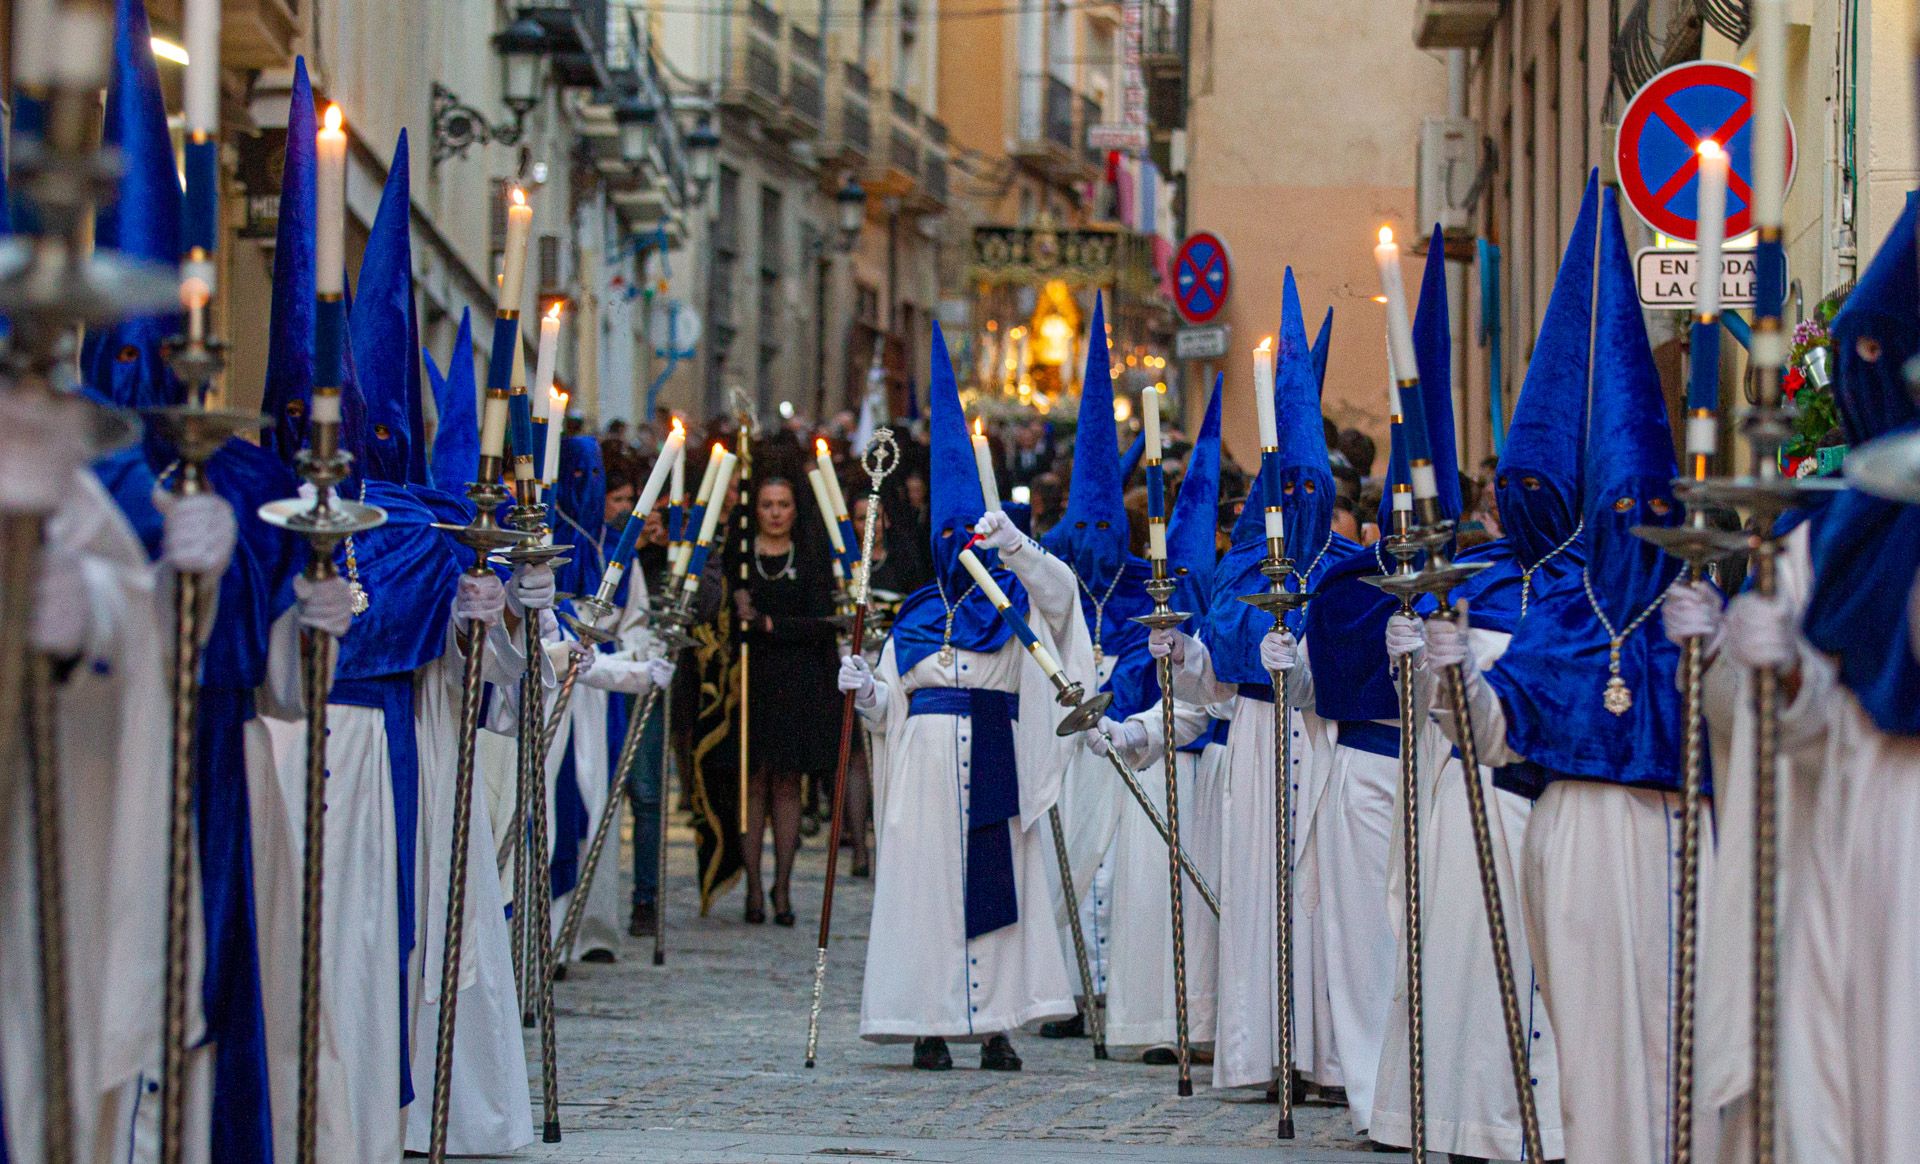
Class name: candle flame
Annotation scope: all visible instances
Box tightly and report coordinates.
[815,437,830,456]
[510,186,527,208]
[1256,336,1273,354]
[545,301,563,321]
[974,417,985,437]
[1378,225,1394,246]
[712,441,727,457]
[549,386,566,408]
[670,417,685,438]
[1697,139,1724,159]
[322,104,344,134]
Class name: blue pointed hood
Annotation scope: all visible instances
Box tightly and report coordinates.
[262,58,318,467]
[349,133,422,485]
[1310,307,1333,398]
[1042,294,1131,585]
[1167,374,1222,623]
[1803,192,1920,734]
[550,435,607,598]
[82,0,184,412]
[1233,269,1334,565]
[429,308,480,492]
[1497,174,1597,565]
[1485,186,1689,792]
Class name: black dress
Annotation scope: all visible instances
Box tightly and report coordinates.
[743,541,841,774]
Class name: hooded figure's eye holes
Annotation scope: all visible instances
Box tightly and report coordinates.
[117,344,139,363]
[1522,476,1543,491]
[1094,520,1110,529]
[1648,497,1672,516]
[1613,497,1635,513]
[374,424,392,440]
[287,400,306,420]
[1858,336,1884,362]
[1302,480,1316,493]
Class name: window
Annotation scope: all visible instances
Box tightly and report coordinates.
[759,185,784,274]
[537,234,562,293]
[715,164,741,253]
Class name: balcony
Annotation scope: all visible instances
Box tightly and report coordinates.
[822,61,872,162]
[720,0,785,122]
[1012,73,1094,183]
[519,0,612,89]
[1414,0,1500,48]
[784,26,825,137]
[1079,95,1103,168]
[865,93,924,197]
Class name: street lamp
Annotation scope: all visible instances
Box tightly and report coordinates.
[685,116,721,193]
[615,92,658,166]
[495,17,550,114]
[432,16,549,168]
[835,173,867,253]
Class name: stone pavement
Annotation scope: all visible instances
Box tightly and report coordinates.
[497,817,1380,1162]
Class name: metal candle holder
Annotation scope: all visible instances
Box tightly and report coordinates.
[1133,571,1196,1096]
[1238,541,1309,1139]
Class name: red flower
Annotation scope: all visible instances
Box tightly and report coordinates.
[1784,367,1806,400]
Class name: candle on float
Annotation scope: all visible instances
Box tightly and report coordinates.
[959,547,1064,679]
[1751,0,1786,230]
[543,389,568,484]
[184,0,219,136]
[1142,386,1167,561]
[316,105,346,296]
[1252,336,1277,449]
[533,303,562,412]
[500,187,533,309]
[808,468,848,557]
[972,418,1002,512]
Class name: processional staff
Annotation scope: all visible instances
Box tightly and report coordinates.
[805,429,897,1068]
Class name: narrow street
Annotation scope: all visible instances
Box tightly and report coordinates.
[508,819,1381,1162]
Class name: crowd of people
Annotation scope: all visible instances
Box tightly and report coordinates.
[8,4,1920,1163]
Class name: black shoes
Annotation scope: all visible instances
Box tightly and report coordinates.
[980,1034,1022,1071]
[912,1037,953,1071]
[580,947,616,964]
[773,890,796,927]
[745,893,766,925]
[628,900,656,938]
[1038,1012,1086,1039]
[1141,1045,1178,1066]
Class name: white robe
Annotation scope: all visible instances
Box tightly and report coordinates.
[859,543,1092,1041]
[1045,654,1121,1003]
[0,471,168,1164]
[1101,700,1219,1050]
[1164,638,1338,1091]
[1368,628,1566,1159]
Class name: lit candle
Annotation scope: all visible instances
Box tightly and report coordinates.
[674,443,726,575]
[1373,227,1419,396]
[814,438,847,518]
[960,547,1064,679]
[543,389,568,484]
[972,418,1002,512]
[1694,141,1730,321]
[1689,141,1729,449]
[608,423,686,579]
[1140,385,1161,459]
[481,390,510,462]
[533,302,562,412]
[1385,342,1413,520]
[1142,386,1166,562]
[1252,336,1277,449]
[316,105,346,296]
[635,420,685,516]
[500,187,533,309]
[684,449,738,589]
[808,468,848,557]
[184,0,219,136]
[670,439,686,508]
[1751,0,1786,230]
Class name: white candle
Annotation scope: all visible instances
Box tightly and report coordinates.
[670,438,686,505]
[1252,337,1276,448]
[1141,385,1161,456]
[814,438,848,517]
[1751,0,1786,229]
[311,388,342,426]
[1695,142,1729,318]
[13,0,53,88]
[634,422,685,516]
[960,548,1064,678]
[1373,227,1418,386]
[690,443,725,509]
[316,105,346,296]
[509,336,528,390]
[808,469,848,554]
[49,4,109,88]
[184,0,219,135]
[500,188,533,309]
[544,389,568,484]
[480,391,509,461]
[972,419,1002,512]
[1149,523,1167,561]
[533,303,562,411]
[694,451,737,545]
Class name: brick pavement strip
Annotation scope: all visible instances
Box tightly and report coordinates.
[496,819,1378,1161]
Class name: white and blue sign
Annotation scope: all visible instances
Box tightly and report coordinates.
[1615,61,1796,243]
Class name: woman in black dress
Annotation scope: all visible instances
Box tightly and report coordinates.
[734,476,841,924]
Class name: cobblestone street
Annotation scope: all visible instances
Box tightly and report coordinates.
[498,817,1380,1162]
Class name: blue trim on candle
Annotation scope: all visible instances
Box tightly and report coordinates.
[314,296,345,389]
[996,604,1041,649]
[1754,238,1787,321]
[1260,450,1284,512]
[1145,463,1166,519]
[1688,319,1722,413]
[183,139,219,254]
[611,508,646,569]
[836,519,860,568]
[687,544,712,576]
[683,504,707,546]
[508,391,535,459]
[531,418,550,479]
[1395,375,1435,464]
[667,506,684,542]
[487,317,518,392]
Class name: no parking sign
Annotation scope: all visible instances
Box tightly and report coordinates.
[1615,62,1796,243]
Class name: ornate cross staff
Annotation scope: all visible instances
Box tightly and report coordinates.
[804,429,897,1067]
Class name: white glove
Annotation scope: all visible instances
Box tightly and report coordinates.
[1721,591,1797,671]
[1085,716,1149,766]
[454,572,505,626]
[1148,626,1188,664]
[838,654,878,708]
[31,546,89,655]
[507,562,556,614]
[1384,613,1424,662]
[293,574,354,638]
[645,656,675,691]
[157,490,238,576]
[1260,628,1299,673]
[566,640,600,679]
[972,510,1024,554]
[1424,617,1470,669]
[1662,581,1724,646]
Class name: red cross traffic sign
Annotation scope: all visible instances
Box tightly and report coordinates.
[1616,61,1796,242]
[1173,232,1231,324]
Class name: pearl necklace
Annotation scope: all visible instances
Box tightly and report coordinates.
[1289,531,1335,592]
[1580,561,1669,716]
[1076,567,1124,666]
[933,573,979,668]
[753,540,796,581]
[1518,520,1583,621]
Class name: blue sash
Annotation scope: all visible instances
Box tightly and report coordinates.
[1179,717,1230,754]
[909,687,1020,939]
[331,674,419,1107]
[1237,682,1275,704]
[1337,719,1401,760]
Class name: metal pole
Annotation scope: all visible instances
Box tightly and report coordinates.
[1137,562,1194,1095]
[1048,806,1108,1060]
[555,685,662,962]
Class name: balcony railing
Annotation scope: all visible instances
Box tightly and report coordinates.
[1045,75,1074,151]
[924,150,949,205]
[787,26,824,130]
[889,123,921,179]
[824,60,872,158]
[520,0,611,88]
[1080,95,1103,167]
[722,0,785,116]
[748,0,779,38]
